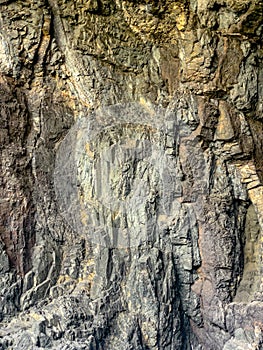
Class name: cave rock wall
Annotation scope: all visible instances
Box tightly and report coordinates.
[0,0,263,349]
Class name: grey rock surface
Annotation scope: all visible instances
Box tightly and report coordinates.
[0,0,263,349]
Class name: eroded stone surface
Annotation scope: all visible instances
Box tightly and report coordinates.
[0,0,263,349]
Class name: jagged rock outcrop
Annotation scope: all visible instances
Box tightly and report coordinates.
[0,0,263,349]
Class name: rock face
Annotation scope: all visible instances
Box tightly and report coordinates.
[0,0,263,349]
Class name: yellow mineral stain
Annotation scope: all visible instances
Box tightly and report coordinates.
[139,97,155,116]
[30,312,45,321]
[85,142,94,158]
[57,275,72,285]
[175,8,187,31]
[80,209,89,226]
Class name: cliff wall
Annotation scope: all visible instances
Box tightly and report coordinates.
[0,1,263,349]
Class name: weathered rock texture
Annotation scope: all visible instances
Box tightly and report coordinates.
[0,0,263,349]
